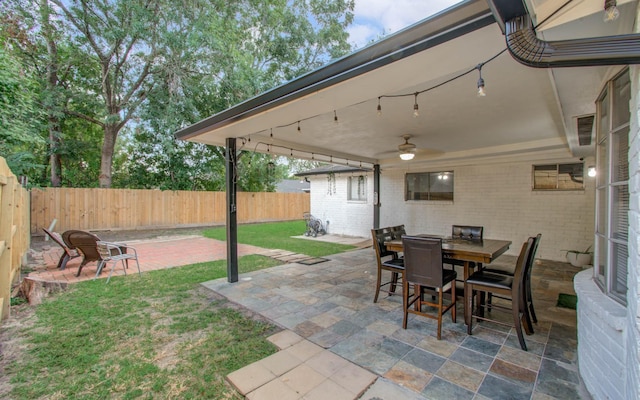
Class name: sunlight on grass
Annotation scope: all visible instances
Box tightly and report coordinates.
[8,255,281,399]
[203,220,355,257]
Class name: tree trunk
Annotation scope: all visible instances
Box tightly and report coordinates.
[42,0,62,187]
[99,124,119,188]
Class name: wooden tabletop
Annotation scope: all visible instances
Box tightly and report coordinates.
[385,235,511,264]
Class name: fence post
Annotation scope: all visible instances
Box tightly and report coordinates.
[0,174,15,320]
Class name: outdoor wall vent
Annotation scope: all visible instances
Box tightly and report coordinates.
[577,115,595,146]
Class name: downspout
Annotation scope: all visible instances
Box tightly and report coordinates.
[504,14,640,68]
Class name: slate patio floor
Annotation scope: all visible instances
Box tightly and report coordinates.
[203,248,590,400]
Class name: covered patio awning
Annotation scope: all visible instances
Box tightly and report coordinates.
[176,0,639,169]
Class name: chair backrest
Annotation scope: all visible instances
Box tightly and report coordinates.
[62,230,102,262]
[512,236,536,300]
[402,236,444,287]
[371,228,397,261]
[389,225,406,240]
[43,228,75,256]
[452,225,483,240]
[523,234,542,297]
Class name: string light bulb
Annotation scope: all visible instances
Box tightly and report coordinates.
[377,97,382,116]
[413,93,419,117]
[334,110,338,124]
[476,64,486,97]
[297,121,301,134]
[603,0,620,22]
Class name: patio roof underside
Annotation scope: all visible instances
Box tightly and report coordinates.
[177,0,637,170]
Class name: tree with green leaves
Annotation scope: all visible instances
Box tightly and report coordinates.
[2,0,354,189]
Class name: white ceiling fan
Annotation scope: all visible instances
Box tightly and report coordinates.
[398,135,416,160]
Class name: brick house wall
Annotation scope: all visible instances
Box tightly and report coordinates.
[308,158,595,262]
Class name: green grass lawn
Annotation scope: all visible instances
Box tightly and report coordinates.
[203,220,355,257]
[6,255,282,399]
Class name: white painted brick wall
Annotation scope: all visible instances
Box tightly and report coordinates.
[627,59,640,400]
[380,161,595,261]
[308,172,373,237]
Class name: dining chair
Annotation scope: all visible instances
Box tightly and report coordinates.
[482,233,542,325]
[43,228,81,270]
[465,236,536,351]
[371,228,405,303]
[445,225,484,290]
[402,236,457,340]
[62,230,105,277]
[95,241,141,283]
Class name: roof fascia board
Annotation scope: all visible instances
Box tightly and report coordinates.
[175,0,494,141]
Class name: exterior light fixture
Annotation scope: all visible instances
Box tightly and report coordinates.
[377,97,382,116]
[398,135,416,161]
[604,0,620,22]
[476,64,486,97]
[413,93,419,117]
[588,166,597,177]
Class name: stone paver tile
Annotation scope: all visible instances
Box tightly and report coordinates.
[330,362,377,396]
[449,347,494,372]
[309,311,342,328]
[435,360,485,392]
[259,350,303,376]
[294,320,325,338]
[422,376,475,400]
[383,360,433,393]
[402,348,446,374]
[416,335,458,358]
[366,320,400,336]
[359,378,427,400]
[285,340,324,361]
[305,350,350,377]
[460,336,501,357]
[477,374,533,400]
[227,363,277,395]
[246,377,301,400]
[496,345,542,373]
[267,329,303,350]
[279,364,326,396]
[302,379,354,400]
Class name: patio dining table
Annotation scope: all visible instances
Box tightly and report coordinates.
[385,234,512,324]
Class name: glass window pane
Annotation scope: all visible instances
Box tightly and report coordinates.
[599,91,609,134]
[597,140,608,187]
[558,163,584,189]
[611,184,629,242]
[596,234,607,284]
[596,188,606,234]
[533,165,557,189]
[405,172,453,201]
[612,128,629,182]
[611,242,628,295]
[612,72,630,129]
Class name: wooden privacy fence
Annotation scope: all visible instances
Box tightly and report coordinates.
[31,188,310,234]
[0,157,30,321]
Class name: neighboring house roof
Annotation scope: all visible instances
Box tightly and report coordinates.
[276,179,310,193]
[295,165,370,177]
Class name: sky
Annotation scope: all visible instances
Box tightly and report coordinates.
[348,0,464,49]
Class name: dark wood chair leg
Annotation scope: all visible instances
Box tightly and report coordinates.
[374,268,382,303]
[402,280,409,329]
[389,271,398,293]
[512,304,527,351]
[466,284,473,334]
[529,302,538,324]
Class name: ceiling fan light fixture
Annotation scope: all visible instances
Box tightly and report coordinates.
[398,135,416,161]
[399,151,415,161]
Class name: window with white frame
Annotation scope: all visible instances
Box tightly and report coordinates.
[347,175,367,201]
[595,69,630,305]
[405,171,454,201]
[532,163,584,190]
